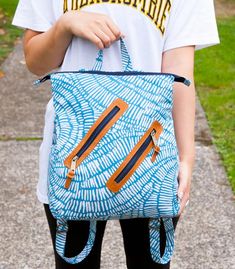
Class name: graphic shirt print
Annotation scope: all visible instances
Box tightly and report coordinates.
[63,0,171,33]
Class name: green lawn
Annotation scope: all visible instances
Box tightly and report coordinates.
[195,17,235,191]
[0,0,19,16]
[0,0,22,64]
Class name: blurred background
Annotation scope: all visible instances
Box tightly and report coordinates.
[0,1,234,269]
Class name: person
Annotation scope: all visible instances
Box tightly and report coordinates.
[12,0,219,268]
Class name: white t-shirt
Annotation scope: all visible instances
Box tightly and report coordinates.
[13,0,219,204]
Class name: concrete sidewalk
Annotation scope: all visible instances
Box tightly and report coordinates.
[0,42,234,269]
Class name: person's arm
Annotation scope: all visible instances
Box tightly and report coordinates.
[161,46,195,214]
[23,11,123,76]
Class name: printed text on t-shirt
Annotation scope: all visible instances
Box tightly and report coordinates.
[64,0,171,34]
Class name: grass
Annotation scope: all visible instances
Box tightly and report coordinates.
[0,135,42,141]
[0,0,22,65]
[195,17,235,192]
[0,0,19,16]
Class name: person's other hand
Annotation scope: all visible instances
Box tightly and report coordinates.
[177,161,192,216]
[62,10,124,49]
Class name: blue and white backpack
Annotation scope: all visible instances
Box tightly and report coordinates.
[35,38,190,265]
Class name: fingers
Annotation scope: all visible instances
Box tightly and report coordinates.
[85,28,118,50]
[94,29,111,49]
[94,27,117,49]
[177,163,192,216]
[177,159,192,215]
[178,186,190,216]
[93,17,123,49]
[105,17,123,39]
[66,11,124,49]
[178,189,189,216]
[86,33,106,50]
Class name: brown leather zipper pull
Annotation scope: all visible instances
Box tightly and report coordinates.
[106,121,163,193]
[150,130,160,163]
[64,98,129,189]
[151,146,160,163]
[65,156,78,189]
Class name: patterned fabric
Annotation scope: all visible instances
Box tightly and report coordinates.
[56,219,97,264]
[42,39,189,264]
[149,218,175,264]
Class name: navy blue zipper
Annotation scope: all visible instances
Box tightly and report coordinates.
[75,106,120,159]
[64,98,128,189]
[114,133,153,184]
[106,121,162,193]
[34,71,191,86]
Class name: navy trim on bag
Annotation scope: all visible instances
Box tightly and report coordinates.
[34,71,191,87]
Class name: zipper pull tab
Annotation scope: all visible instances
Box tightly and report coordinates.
[174,76,191,87]
[151,130,158,147]
[33,74,51,86]
[183,79,191,87]
[65,156,78,189]
[150,130,160,163]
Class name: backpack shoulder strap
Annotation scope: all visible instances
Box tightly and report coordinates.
[55,219,97,264]
[149,218,175,264]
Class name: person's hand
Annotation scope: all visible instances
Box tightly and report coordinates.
[177,161,192,216]
[62,10,124,49]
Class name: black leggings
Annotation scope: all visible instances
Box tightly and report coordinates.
[44,204,179,269]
